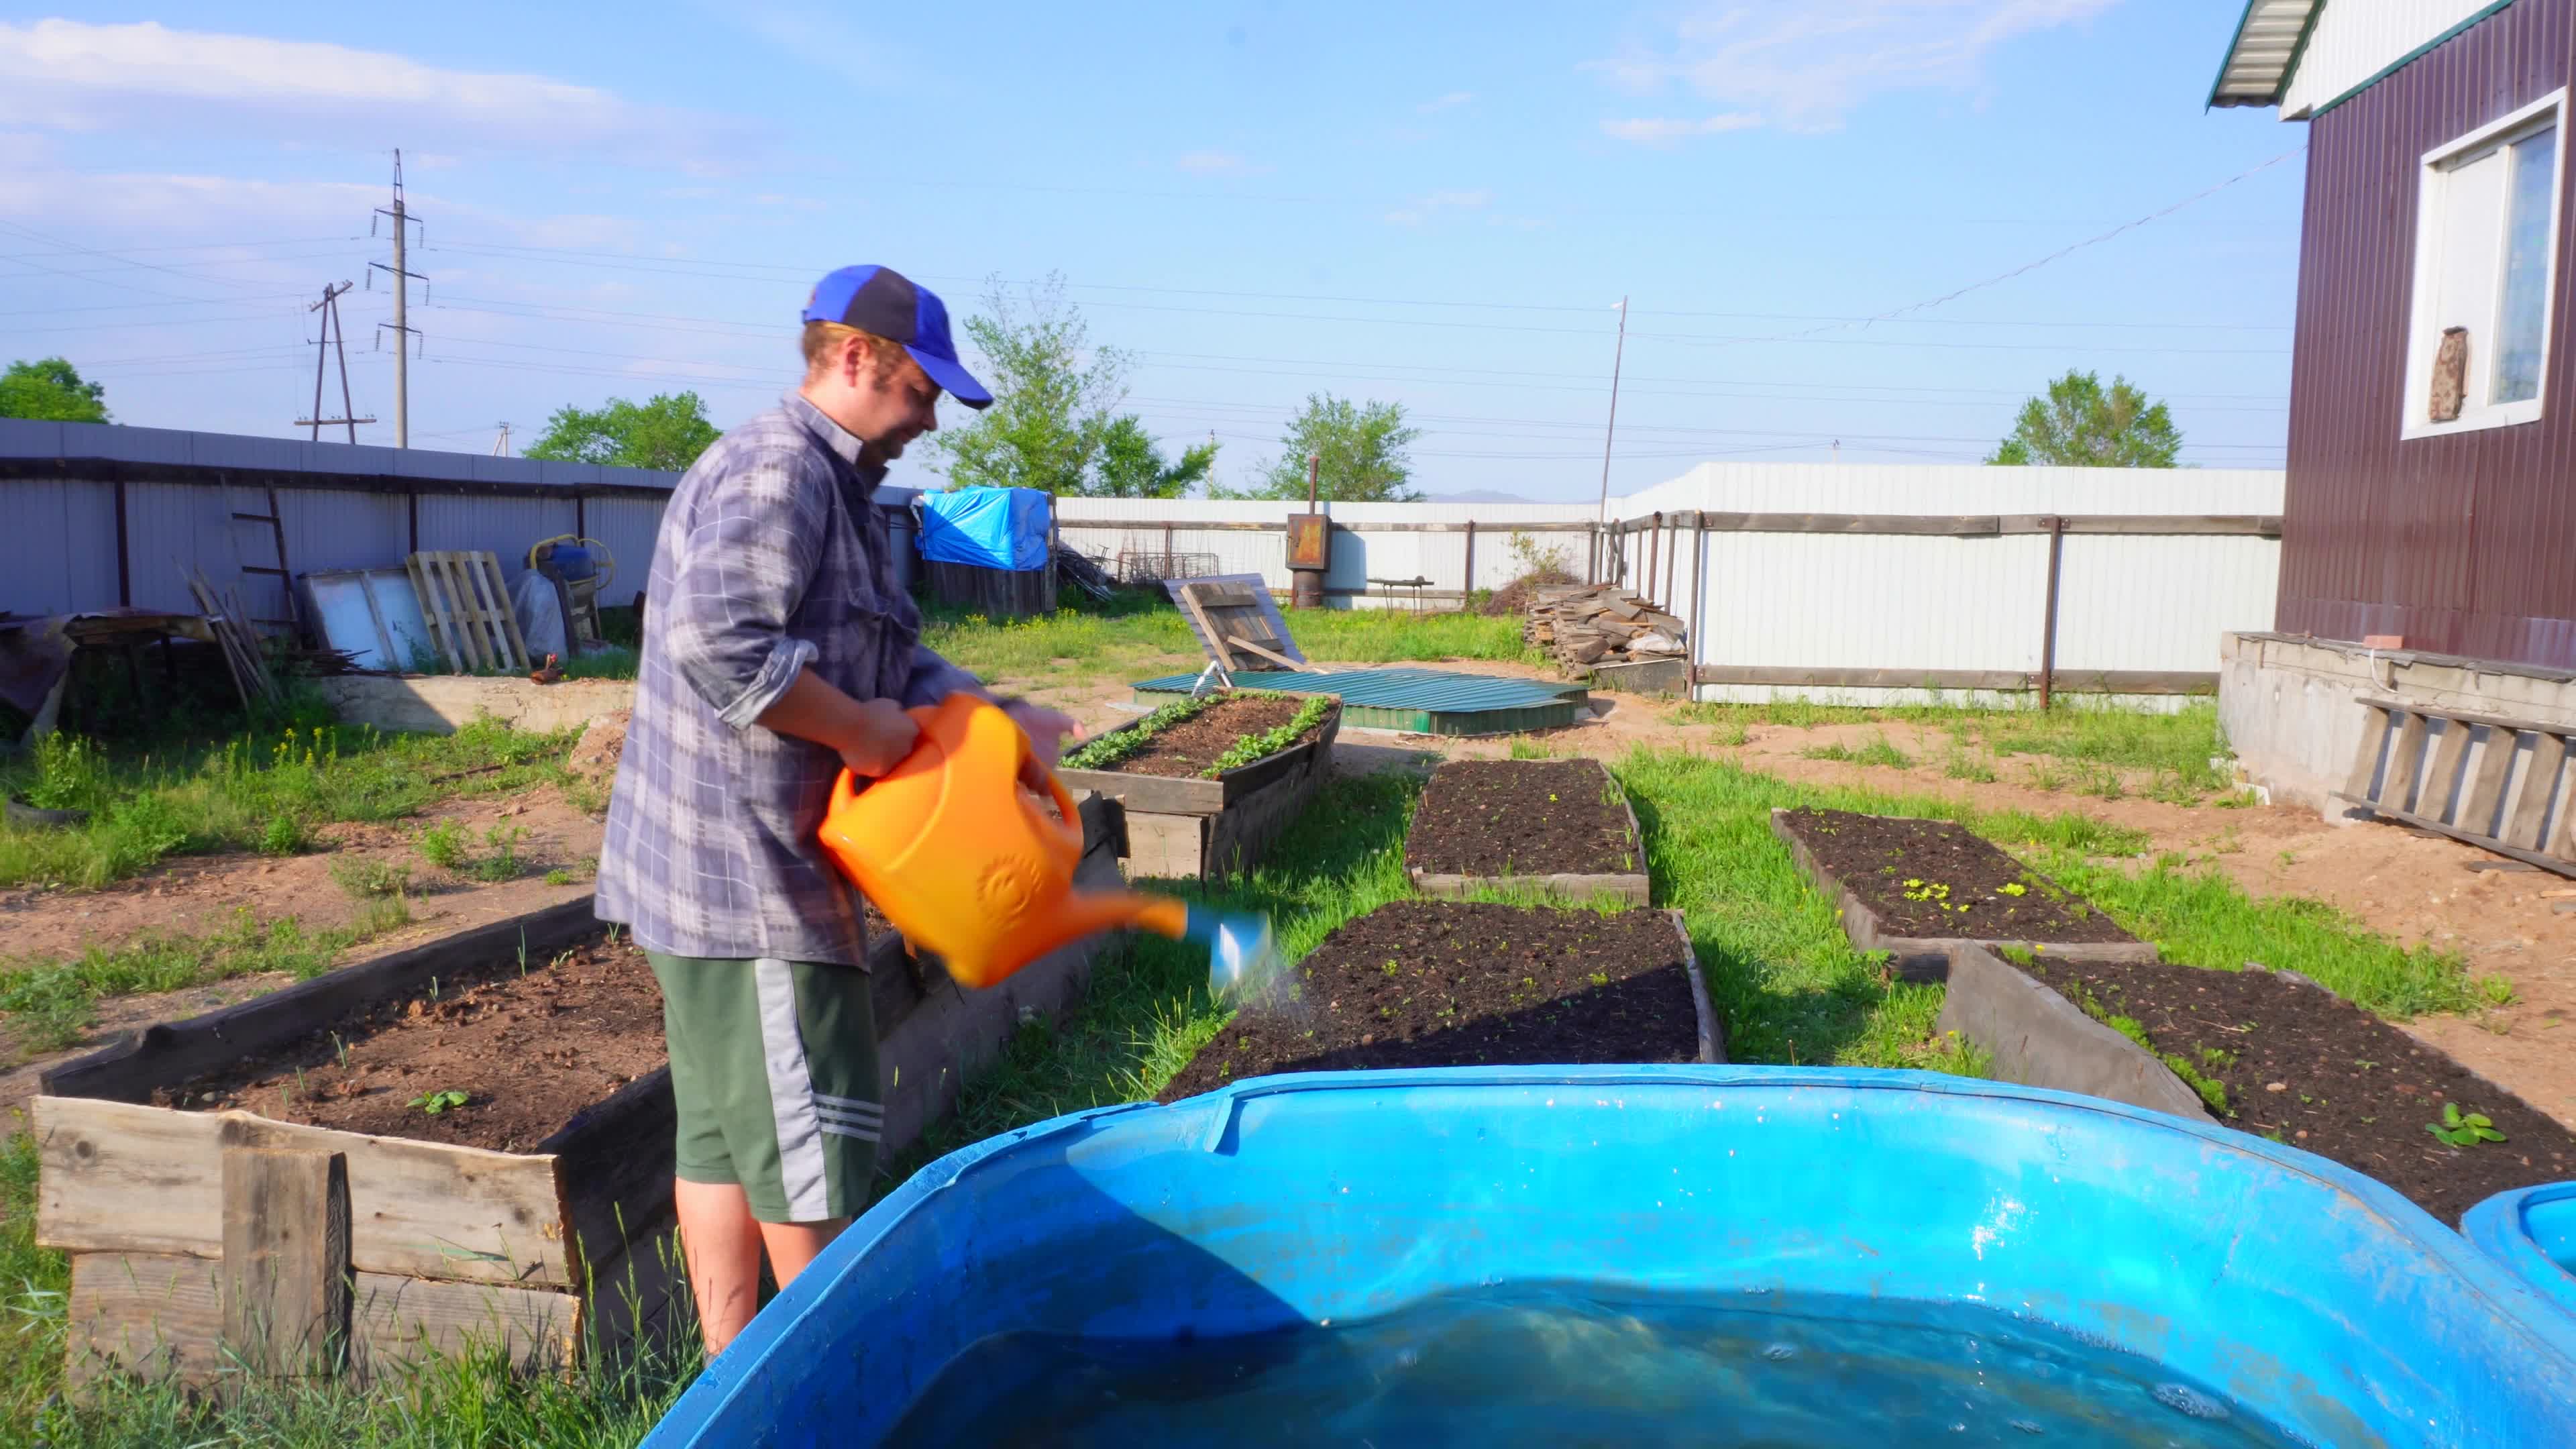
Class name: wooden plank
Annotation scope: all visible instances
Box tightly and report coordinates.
[1194,582,1263,608]
[1225,635,1317,674]
[2506,730,2569,851]
[477,551,533,672]
[67,1253,579,1388]
[1055,765,1226,814]
[2372,804,2576,880]
[2419,716,2475,823]
[221,1147,352,1379]
[35,1097,576,1287]
[350,1270,581,1378]
[536,1067,676,1277]
[2341,702,2396,805]
[44,897,604,1105]
[1175,586,1237,672]
[2460,725,2520,836]
[435,553,496,672]
[405,554,466,673]
[2354,696,2576,739]
[66,1249,227,1389]
[2381,711,2431,814]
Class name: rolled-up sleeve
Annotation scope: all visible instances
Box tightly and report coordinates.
[898,645,984,710]
[657,447,829,729]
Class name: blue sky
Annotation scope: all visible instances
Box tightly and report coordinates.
[0,2,2302,499]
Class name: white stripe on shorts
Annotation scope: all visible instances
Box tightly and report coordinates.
[753,959,833,1222]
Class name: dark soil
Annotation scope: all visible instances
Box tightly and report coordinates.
[165,934,666,1155]
[1158,900,1697,1102]
[2017,955,2576,1224]
[1780,807,2135,945]
[1405,759,1640,878]
[1485,568,1580,617]
[1102,694,1309,778]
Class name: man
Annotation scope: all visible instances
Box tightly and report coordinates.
[597,264,1078,1357]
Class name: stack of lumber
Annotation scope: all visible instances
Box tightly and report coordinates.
[1523,584,1688,668]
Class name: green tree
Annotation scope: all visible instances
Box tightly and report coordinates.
[1222,393,1424,502]
[1090,415,1218,498]
[926,272,1133,494]
[1985,370,2183,467]
[0,357,110,423]
[524,391,721,472]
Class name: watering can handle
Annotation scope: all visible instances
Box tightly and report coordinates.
[899,700,1085,849]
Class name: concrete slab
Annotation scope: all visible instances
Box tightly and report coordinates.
[317,675,633,736]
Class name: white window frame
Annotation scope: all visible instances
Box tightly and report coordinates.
[2400,88,2568,441]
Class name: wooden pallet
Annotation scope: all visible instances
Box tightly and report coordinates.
[2336,696,2576,877]
[405,550,530,674]
[1176,580,1317,674]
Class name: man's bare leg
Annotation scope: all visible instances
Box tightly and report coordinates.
[674,1178,847,1357]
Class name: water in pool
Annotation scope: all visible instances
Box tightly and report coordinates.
[882,1286,2307,1448]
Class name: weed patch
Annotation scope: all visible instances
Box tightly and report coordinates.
[0,911,372,1055]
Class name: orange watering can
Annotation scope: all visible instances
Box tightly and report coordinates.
[816,694,1276,994]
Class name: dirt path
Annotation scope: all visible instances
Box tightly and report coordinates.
[1030,661,2573,1129]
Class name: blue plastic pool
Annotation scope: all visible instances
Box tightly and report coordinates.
[643,1067,2576,1447]
[2465,1179,2576,1316]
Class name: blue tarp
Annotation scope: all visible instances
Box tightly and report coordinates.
[917,487,1051,572]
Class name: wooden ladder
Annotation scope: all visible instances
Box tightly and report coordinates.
[2337,696,2576,877]
[231,484,301,638]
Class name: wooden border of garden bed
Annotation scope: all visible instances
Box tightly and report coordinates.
[1931,945,2209,1120]
[1768,808,2160,983]
[1407,758,1652,907]
[1059,700,1340,881]
[30,798,1124,1393]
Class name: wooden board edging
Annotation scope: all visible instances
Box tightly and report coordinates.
[1670,909,1725,1065]
[42,896,607,1105]
[1057,700,1341,815]
[1933,946,2214,1122]
[1407,757,1650,904]
[1767,809,2159,981]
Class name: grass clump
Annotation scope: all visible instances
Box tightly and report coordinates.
[920,594,1540,690]
[0,716,577,892]
[328,856,412,900]
[0,910,367,1054]
[2029,850,2474,1018]
[1801,735,1913,769]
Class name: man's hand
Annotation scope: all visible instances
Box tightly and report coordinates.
[835,697,922,778]
[1001,701,1083,765]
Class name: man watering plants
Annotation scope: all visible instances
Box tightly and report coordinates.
[596,264,1079,1358]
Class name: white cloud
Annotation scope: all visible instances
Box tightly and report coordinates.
[1599,113,1763,144]
[1587,1,2116,130]
[1177,149,1256,176]
[0,166,635,254]
[1385,189,1492,226]
[1418,91,1474,112]
[0,19,763,172]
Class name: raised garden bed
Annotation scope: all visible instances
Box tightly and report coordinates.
[1056,692,1338,881]
[1157,900,1717,1102]
[31,796,1126,1392]
[1960,949,2576,1224]
[1772,806,2155,982]
[1405,758,1649,904]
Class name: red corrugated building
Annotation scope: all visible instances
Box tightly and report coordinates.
[2216,1,2576,667]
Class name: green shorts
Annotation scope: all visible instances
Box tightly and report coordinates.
[646,952,881,1224]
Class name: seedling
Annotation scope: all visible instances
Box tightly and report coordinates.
[2426,1102,2505,1146]
[411,1088,470,1116]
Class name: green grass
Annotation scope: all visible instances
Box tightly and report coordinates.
[1667,698,2236,800]
[0,716,578,892]
[920,596,1540,690]
[1801,735,1913,769]
[0,910,385,1055]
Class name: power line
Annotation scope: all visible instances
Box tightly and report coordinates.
[0,217,284,296]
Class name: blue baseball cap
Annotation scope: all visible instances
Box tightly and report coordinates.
[800,265,991,409]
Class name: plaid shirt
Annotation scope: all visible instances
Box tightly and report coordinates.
[596,392,980,967]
